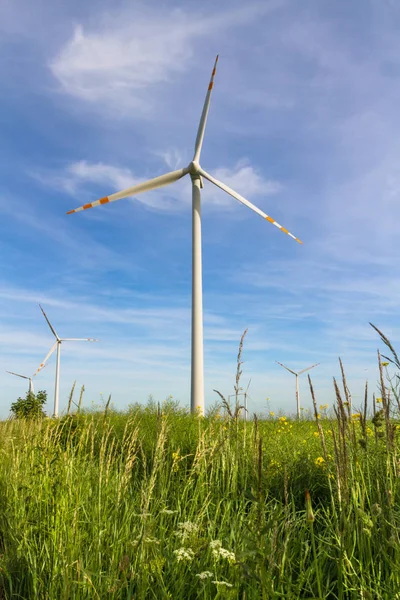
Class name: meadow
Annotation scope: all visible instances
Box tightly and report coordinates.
[0,329,400,599]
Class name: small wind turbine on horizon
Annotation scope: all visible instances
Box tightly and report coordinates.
[276,361,319,419]
[35,305,99,417]
[67,56,303,416]
[6,370,37,394]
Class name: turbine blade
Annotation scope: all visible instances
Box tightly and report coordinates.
[6,371,29,380]
[34,341,58,376]
[276,361,297,376]
[199,168,302,244]
[39,305,59,339]
[193,55,219,162]
[61,338,100,342]
[67,169,188,215]
[298,363,320,375]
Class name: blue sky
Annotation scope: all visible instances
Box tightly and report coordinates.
[1,0,399,417]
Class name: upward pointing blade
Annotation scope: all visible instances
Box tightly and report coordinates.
[193,55,219,163]
[39,305,60,340]
[67,169,188,215]
[34,341,58,376]
[199,168,302,244]
[276,361,297,376]
[298,363,320,375]
[6,371,29,380]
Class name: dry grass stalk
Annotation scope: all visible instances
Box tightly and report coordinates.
[213,329,248,421]
[339,357,351,415]
[308,374,328,461]
[330,427,342,504]
[333,377,349,500]
[378,350,394,451]
[333,377,347,425]
[67,381,76,415]
[370,322,400,368]
[358,380,368,448]
[77,385,85,413]
[235,328,248,412]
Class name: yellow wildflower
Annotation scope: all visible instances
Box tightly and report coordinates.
[315,456,325,467]
[314,431,320,437]
[172,449,181,472]
[269,411,275,417]
[352,413,361,419]
[376,398,382,404]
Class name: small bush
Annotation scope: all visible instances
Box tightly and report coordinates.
[10,390,47,420]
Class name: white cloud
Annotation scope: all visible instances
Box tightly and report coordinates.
[50,19,191,112]
[49,3,282,114]
[205,160,281,206]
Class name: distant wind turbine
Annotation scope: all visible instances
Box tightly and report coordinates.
[35,305,99,417]
[6,370,36,394]
[67,56,302,416]
[276,361,320,419]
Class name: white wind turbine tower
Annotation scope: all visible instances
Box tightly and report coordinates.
[6,370,36,394]
[276,361,319,419]
[67,56,302,416]
[35,305,99,417]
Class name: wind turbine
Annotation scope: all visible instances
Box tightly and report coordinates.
[35,305,99,417]
[276,361,319,419]
[7,370,36,394]
[67,56,302,416]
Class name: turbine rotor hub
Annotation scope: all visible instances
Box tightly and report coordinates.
[188,161,201,175]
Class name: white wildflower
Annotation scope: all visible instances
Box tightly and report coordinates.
[173,547,195,563]
[196,571,214,580]
[175,521,199,540]
[217,548,236,563]
[212,580,233,588]
[210,540,235,563]
[143,537,159,544]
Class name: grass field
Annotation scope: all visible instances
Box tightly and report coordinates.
[0,363,400,600]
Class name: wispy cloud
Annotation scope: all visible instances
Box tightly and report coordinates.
[49,3,282,115]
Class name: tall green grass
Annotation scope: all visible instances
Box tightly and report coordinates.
[0,396,399,599]
[0,324,400,598]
